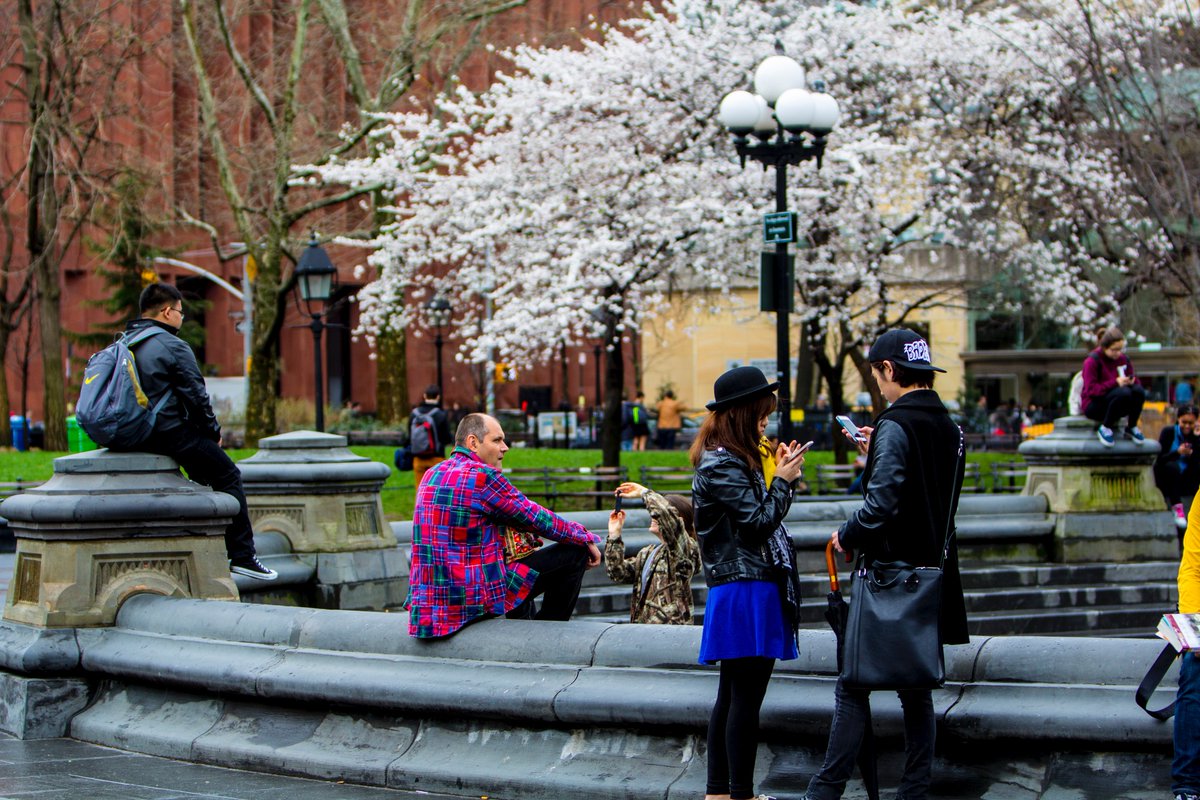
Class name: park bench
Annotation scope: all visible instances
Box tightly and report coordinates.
[638,465,694,494]
[961,461,983,493]
[989,460,1027,493]
[0,479,42,500]
[813,463,857,495]
[544,465,627,510]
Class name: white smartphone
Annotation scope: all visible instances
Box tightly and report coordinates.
[786,440,815,461]
[836,415,866,442]
[1117,365,1127,378]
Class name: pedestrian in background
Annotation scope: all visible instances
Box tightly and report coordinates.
[655,389,687,449]
[410,385,452,486]
[690,366,807,800]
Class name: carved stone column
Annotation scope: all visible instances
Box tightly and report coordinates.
[1,451,239,628]
[239,431,405,609]
[1019,416,1176,562]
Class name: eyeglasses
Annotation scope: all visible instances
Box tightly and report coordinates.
[165,305,185,321]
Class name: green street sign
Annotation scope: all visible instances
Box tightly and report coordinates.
[763,211,797,244]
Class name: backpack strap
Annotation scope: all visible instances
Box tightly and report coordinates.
[1135,643,1178,720]
[123,326,173,415]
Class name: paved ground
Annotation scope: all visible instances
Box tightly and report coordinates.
[0,735,468,800]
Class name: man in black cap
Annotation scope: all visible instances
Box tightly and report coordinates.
[803,329,968,800]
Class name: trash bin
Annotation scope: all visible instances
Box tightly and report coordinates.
[9,415,27,452]
[66,416,98,452]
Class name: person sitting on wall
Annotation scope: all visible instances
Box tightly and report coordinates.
[1156,405,1200,537]
[1081,326,1147,447]
[406,413,602,639]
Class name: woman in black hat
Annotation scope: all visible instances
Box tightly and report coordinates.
[690,366,808,800]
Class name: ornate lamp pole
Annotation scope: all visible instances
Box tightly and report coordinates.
[718,55,839,443]
[293,234,337,432]
[425,295,453,392]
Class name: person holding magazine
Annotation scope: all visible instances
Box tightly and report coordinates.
[1175,504,1200,800]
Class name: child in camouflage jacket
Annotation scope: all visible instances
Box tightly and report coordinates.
[605,481,701,625]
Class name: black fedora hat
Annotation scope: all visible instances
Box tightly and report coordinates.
[706,366,780,412]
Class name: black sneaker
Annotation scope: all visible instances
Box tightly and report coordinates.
[231,556,279,581]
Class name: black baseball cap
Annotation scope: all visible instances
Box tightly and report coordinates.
[867,329,946,373]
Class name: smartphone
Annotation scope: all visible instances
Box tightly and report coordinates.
[1117,365,1128,378]
[836,415,866,442]
[790,440,815,459]
[613,494,623,514]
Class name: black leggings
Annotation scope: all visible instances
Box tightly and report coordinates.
[706,656,776,799]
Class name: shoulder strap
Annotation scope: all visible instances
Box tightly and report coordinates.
[124,326,169,348]
[939,426,964,569]
[1135,643,1178,720]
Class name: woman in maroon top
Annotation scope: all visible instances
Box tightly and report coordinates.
[1081,326,1147,447]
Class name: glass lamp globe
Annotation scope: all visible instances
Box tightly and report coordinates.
[753,55,805,105]
[810,92,841,135]
[774,88,816,133]
[718,90,761,134]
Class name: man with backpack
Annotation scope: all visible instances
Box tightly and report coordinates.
[114,283,276,580]
[411,385,452,487]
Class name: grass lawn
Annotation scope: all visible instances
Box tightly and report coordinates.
[0,445,1026,521]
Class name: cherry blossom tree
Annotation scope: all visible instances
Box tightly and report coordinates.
[312,0,1167,463]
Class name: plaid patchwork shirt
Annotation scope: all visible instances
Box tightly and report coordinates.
[408,447,600,638]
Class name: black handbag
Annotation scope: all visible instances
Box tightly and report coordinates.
[840,429,962,691]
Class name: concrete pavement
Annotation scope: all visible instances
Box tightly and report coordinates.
[0,735,468,800]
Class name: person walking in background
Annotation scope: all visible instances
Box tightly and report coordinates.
[605,481,700,625]
[123,283,277,581]
[1156,405,1200,537]
[803,329,967,800]
[655,389,687,449]
[1177,377,1196,407]
[1173,504,1200,800]
[410,385,453,486]
[1082,327,1147,447]
[691,366,807,800]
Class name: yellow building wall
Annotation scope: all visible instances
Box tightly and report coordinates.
[641,286,969,414]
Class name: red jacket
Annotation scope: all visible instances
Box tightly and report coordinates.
[407,447,599,638]
[1081,347,1135,408]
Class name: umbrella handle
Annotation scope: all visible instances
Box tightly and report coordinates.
[825,540,841,592]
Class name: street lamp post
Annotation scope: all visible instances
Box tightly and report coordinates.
[425,295,453,393]
[293,234,338,432]
[718,55,839,443]
[592,343,602,445]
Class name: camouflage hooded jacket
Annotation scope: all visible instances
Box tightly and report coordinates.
[604,489,702,625]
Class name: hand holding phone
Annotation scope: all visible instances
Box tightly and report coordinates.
[836,415,866,442]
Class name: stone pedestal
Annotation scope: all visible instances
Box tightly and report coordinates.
[0,451,239,628]
[239,431,405,609]
[1018,416,1176,562]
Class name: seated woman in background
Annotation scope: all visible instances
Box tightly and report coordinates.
[1081,326,1147,447]
[1155,405,1200,537]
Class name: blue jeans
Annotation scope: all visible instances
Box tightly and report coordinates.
[1175,653,1200,795]
[805,680,935,800]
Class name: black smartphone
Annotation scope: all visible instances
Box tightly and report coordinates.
[614,494,623,513]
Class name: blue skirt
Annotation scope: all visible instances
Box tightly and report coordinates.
[698,579,798,664]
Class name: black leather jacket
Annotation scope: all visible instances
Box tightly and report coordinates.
[124,318,221,441]
[693,447,795,587]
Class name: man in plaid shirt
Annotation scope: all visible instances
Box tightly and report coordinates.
[408,413,602,638]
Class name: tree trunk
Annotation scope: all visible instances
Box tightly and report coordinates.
[375,323,408,425]
[794,324,814,409]
[244,243,283,444]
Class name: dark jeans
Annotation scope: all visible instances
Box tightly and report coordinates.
[1155,461,1200,508]
[706,656,775,800]
[805,680,935,800]
[656,428,678,449]
[1084,385,1146,430]
[506,542,589,621]
[141,426,256,562]
[1176,653,1200,795]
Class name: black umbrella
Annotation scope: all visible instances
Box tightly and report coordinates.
[825,540,880,800]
